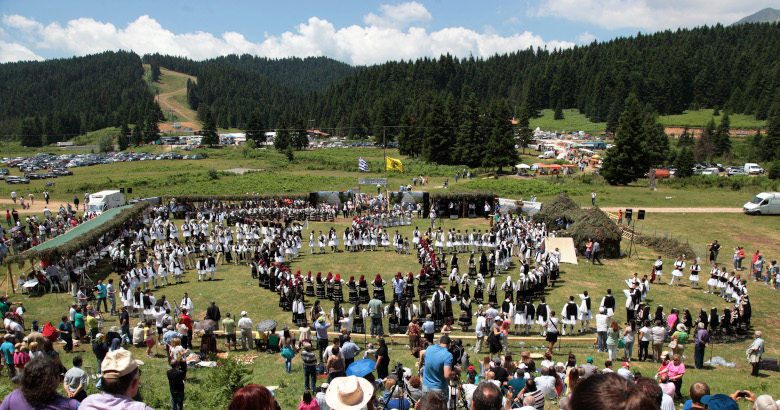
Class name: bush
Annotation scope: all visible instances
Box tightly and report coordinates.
[635,235,697,260]
[532,193,580,228]
[769,161,780,180]
[207,169,218,180]
[207,358,253,407]
[559,207,622,258]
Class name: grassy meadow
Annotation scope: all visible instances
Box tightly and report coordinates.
[0,141,777,408]
[1,209,779,408]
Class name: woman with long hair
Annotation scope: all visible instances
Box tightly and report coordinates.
[606,321,620,361]
[298,390,318,410]
[0,357,78,409]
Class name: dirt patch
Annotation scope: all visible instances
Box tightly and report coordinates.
[0,198,74,214]
[734,234,776,248]
[223,168,264,175]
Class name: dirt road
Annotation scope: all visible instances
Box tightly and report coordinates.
[0,198,76,214]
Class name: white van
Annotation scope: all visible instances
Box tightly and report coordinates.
[743,192,780,215]
[87,190,125,215]
[744,163,765,175]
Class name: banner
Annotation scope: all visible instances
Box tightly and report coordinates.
[358,178,387,185]
[386,156,403,172]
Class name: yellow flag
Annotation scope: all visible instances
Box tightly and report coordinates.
[386,156,403,172]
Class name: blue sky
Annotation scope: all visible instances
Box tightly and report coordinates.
[0,0,775,64]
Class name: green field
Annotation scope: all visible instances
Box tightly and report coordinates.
[528,108,767,134]
[1,213,778,408]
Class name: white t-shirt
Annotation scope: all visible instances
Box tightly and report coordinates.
[475,316,486,337]
[546,318,559,333]
[640,326,651,342]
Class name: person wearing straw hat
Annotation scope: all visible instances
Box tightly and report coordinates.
[79,348,152,410]
[326,375,373,410]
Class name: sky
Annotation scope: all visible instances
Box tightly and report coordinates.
[0,0,776,65]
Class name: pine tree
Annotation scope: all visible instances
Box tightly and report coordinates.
[454,94,483,166]
[19,116,43,147]
[677,126,694,148]
[482,99,519,172]
[694,119,716,161]
[640,112,670,170]
[553,103,564,120]
[150,63,161,83]
[601,94,645,185]
[516,103,533,155]
[200,109,219,147]
[713,113,731,156]
[605,100,622,135]
[131,124,143,147]
[274,115,291,151]
[143,112,160,143]
[117,122,130,151]
[762,110,780,162]
[675,147,696,178]
[291,117,309,150]
[245,111,265,145]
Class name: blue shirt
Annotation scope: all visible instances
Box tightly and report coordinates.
[393,278,405,294]
[0,341,14,364]
[96,284,107,298]
[315,321,331,340]
[422,321,435,335]
[163,330,182,346]
[341,341,361,360]
[422,344,453,391]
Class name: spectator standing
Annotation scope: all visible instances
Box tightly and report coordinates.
[95,280,107,313]
[58,315,74,353]
[1,334,16,378]
[368,296,384,336]
[63,356,88,402]
[341,335,361,367]
[301,343,318,392]
[80,349,153,410]
[638,320,651,361]
[237,311,254,351]
[693,322,710,369]
[167,360,186,410]
[595,307,608,352]
[407,317,421,351]
[422,315,435,344]
[591,241,602,265]
[422,334,454,395]
[374,337,390,379]
[747,331,765,377]
[179,309,193,349]
[314,316,331,363]
[666,354,685,400]
[651,320,666,362]
[120,307,130,343]
[222,312,237,351]
[326,346,345,383]
[606,321,620,360]
[316,383,328,410]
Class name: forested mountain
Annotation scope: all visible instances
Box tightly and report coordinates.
[142,53,357,92]
[178,23,780,137]
[732,8,780,25]
[0,51,160,146]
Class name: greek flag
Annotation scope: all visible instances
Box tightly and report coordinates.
[358,156,370,172]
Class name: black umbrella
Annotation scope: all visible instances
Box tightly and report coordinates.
[256,319,278,332]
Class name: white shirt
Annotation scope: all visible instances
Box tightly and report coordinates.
[237,317,254,331]
[475,316,487,337]
[180,297,193,313]
[536,375,557,399]
[596,314,609,332]
[661,394,675,410]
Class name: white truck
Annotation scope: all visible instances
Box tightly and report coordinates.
[743,192,780,215]
[743,163,765,175]
[87,190,125,215]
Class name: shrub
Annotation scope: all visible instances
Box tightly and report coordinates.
[532,193,580,228]
[207,358,253,407]
[635,235,697,260]
[207,169,218,180]
[559,207,622,258]
[769,161,780,180]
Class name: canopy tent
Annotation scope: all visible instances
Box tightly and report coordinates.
[6,202,149,266]
[542,237,578,265]
[515,164,531,169]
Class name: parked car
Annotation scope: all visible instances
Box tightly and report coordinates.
[5,176,30,184]
[727,168,747,177]
[700,168,720,176]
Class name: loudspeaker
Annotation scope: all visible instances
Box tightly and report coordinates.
[119,188,125,193]
[625,209,633,219]
[638,209,645,220]
[127,187,133,194]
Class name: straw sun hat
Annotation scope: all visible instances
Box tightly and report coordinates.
[325,375,373,410]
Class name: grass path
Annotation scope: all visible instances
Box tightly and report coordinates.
[599,207,743,213]
[151,66,199,126]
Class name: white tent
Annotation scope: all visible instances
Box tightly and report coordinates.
[515,164,531,169]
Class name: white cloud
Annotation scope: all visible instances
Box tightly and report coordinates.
[364,2,432,28]
[0,3,574,65]
[0,41,43,63]
[577,32,597,44]
[536,0,776,31]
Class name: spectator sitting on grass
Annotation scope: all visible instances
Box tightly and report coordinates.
[0,357,78,409]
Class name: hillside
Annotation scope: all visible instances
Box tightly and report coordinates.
[144,65,200,131]
[0,51,159,145]
[176,23,780,137]
[732,8,780,25]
